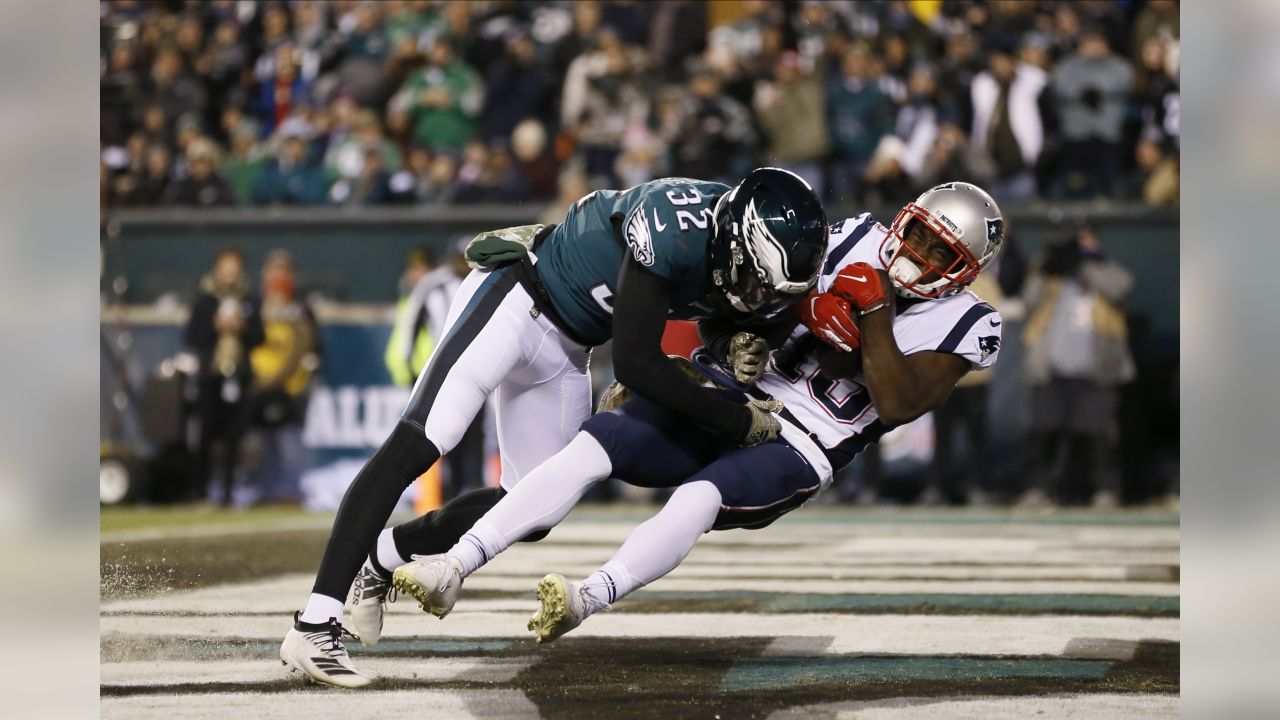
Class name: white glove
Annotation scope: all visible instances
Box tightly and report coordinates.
[739,398,784,447]
[727,332,769,384]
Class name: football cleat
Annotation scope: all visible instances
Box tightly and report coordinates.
[279,612,372,688]
[391,554,464,618]
[527,573,611,644]
[349,559,397,647]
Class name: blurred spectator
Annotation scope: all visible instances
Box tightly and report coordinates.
[455,142,527,204]
[254,44,312,136]
[253,131,331,205]
[114,144,172,206]
[824,45,889,204]
[511,119,560,201]
[200,20,252,132]
[601,0,652,47]
[385,247,436,387]
[479,30,550,144]
[893,65,942,182]
[420,152,460,205]
[970,45,1048,203]
[387,146,433,204]
[614,120,664,189]
[184,248,265,506]
[245,250,320,505]
[222,122,266,205]
[549,0,604,82]
[325,109,404,183]
[1050,30,1134,199]
[162,138,236,207]
[143,46,208,140]
[935,32,981,128]
[1128,138,1179,207]
[1134,36,1179,148]
[665,61,756,185]
[393,39,484,153]
[862,136,914,207]
[647,0,708,83]
[561,33,647,187]
[331,148,394,206]
[1132,0,1180,55]
[915,122,998,191]
[333,1,391,106]
[756,51,830,197]
[380,33,428,110]
[1018,225,1134,509]
[102,41,144,146]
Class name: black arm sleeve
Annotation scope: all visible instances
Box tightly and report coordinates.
[611,257,751,439]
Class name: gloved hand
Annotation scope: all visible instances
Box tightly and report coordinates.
[727,332,769,383]
[465,224,547,269]
[830,262,891,316]
[739,398,784,447]
[595,379,630,413]
[798,291,860,352]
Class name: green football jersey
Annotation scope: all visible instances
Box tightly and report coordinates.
[536,177,731,346]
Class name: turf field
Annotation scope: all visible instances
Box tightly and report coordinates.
[100,505,1179,718]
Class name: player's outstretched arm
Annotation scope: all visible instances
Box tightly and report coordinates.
[612,257,755,440]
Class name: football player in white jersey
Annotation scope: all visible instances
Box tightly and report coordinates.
[387,182,1006,643]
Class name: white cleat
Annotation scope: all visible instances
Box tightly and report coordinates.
[527,573,610,644]
[279,612,373,688]
[349,560,396,647]
[391,554,464,618]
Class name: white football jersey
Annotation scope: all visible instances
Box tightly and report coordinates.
[756,213,1004,473]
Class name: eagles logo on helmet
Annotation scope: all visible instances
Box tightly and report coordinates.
[707,167,828,321]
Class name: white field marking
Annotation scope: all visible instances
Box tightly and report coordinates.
[102,560,1172,616]
[766,693,1180,720]
[101,572,1177,621]
[101,612,1179,658]
[101,689,540,720]
[102,656,536,687]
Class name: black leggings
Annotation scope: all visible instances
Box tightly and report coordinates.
[311,420,439,600]
[389,486,550,564]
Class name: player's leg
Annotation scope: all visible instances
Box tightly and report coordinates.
[391,394,715,616]
[364,319,593,576]
[285,267,534,676]
[529,439,823,643]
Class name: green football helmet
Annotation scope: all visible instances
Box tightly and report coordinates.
[708,167,828,320]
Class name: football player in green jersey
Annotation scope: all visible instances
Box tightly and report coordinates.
[281,168,828,687]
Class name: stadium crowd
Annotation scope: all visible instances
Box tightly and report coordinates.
[100,0,1180,211]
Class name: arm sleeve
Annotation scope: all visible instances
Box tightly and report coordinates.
[612,257,751,439]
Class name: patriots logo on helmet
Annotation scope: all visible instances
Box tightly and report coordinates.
[985,217,1005,249]
[978,335,1000,362]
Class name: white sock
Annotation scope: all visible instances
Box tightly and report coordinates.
[449,519,505,576]
[446,432,612,577]
[583,560,636,607]
[299,593,345,625]
[586,480,722,604]
[375,528,406,575]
